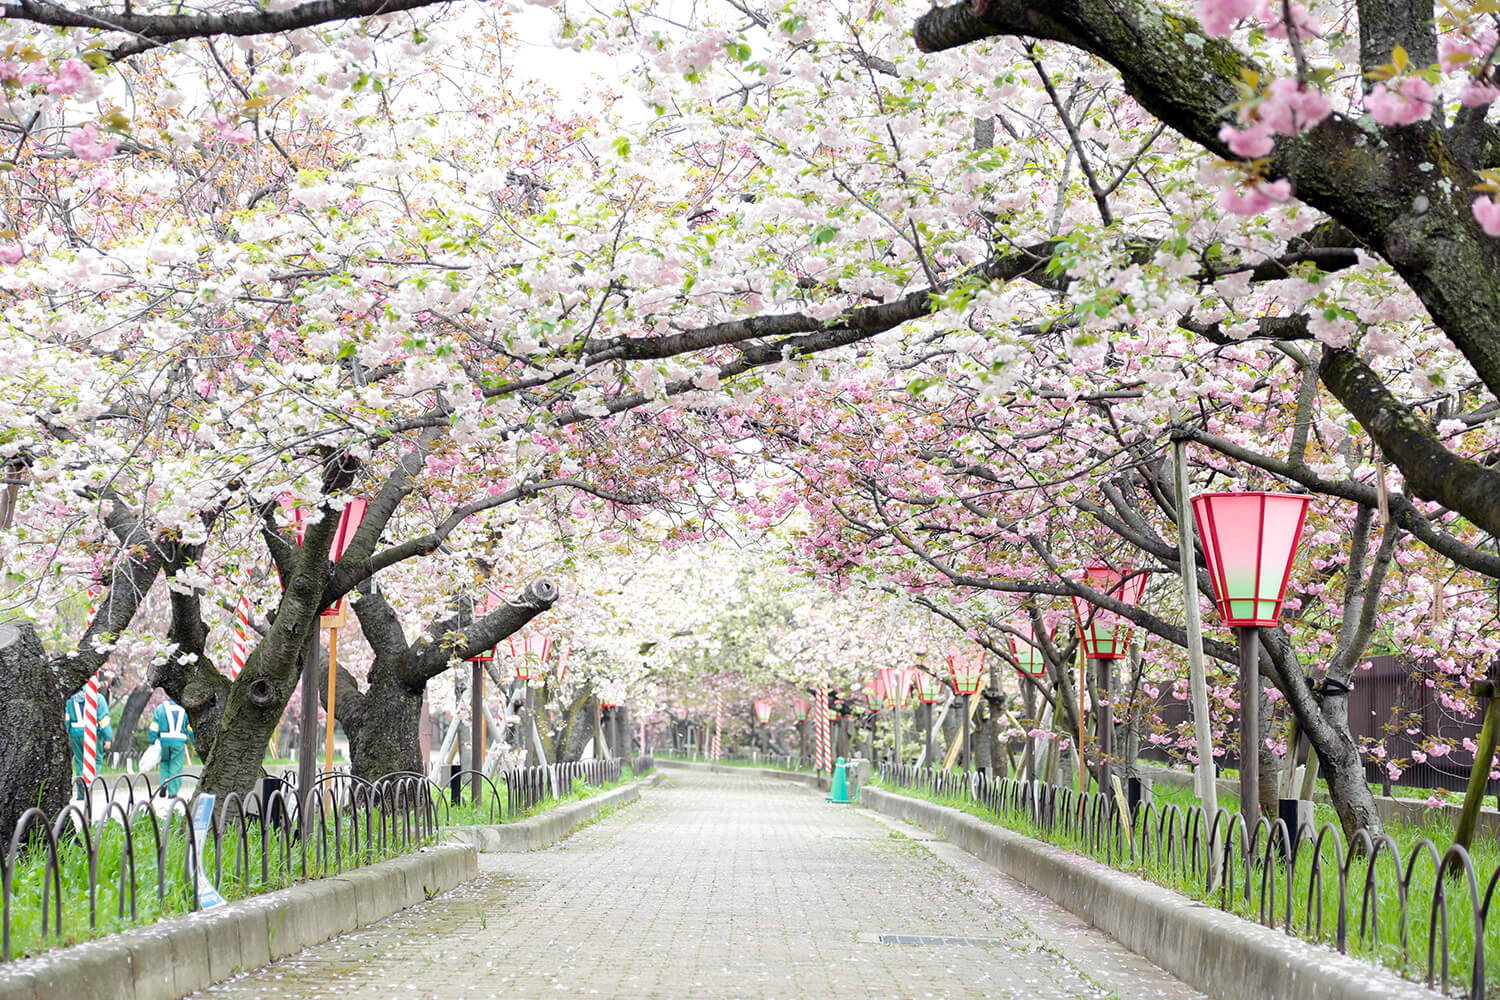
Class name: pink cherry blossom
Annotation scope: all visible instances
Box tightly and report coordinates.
[45,58,91,96]
[1198,0,1257,36]
[0,245,22,265]
[1366,78,1434,127]
[1217,177,1291,215]
[1257,78,1332,135]
[1460,80,1500,109]
[1256,0,1318,40]
[1218,121,1274,158]
[1473,196,1500,237]
[67,124,118,162]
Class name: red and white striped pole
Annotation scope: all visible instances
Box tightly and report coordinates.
[229,579,251,680]
[81,587,102,787]
[710,692,722,761]
[815,683,832,773]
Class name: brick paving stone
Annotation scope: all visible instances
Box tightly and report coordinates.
[198,770,1206,999]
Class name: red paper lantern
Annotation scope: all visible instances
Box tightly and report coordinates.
[913,670,944,704]
[879,666,912,708]
[288,497,368,618]
[792,697,810,722]
[753,699,773,725]
[1008,627,1052,678]
[1071,564,1148,660]
[947,646,986,696]
[1192,492,1311,627]
[508,632,553,681]
[468,595,500,663]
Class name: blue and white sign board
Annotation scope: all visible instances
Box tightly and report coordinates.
[189,795,226,909]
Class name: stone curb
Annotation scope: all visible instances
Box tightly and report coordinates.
[861,786,1437,1000]
[446,772,662,853]
[0,843,478,1000]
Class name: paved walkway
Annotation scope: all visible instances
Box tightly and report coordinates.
[199,770,1204,999]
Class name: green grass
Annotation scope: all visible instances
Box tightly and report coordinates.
[437,764,648,826]
[4,804,431,961]
[5,763,654,962]
[874,773,1500,997]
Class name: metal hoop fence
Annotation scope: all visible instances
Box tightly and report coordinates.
[878,764,1500,999]
[2,755,650,962]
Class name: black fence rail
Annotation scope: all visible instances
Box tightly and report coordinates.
[2,771,437,962]
[4,756,643,963]
[878,763,1500,998]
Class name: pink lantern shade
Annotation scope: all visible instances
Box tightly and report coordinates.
[287,497,368,618]
[913,670,944,703]
[753,699,773,725]
[1191,491,1311,627]
[1071,564,1148,660]
[792,697,810,722]
[468,595,500,663]
[878,666,912,708]
[507,632,553,681]
[947,646,986,696]
[1008,627,1052,678]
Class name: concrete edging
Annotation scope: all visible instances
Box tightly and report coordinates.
[862,786,1437,1000]
[0,843,477,1000]
[446,772,662,852]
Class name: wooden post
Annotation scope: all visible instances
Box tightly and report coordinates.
[1172,430,1220,847]
[894,699,903,766]
[470,659,483,804]
[924,703,933,771]
[1238,626,1261,838]
[1094,656,1112,797]
[1173,428,1225,888]
[323,625,339,776]
[1077,643,1087,794]
[299,626,318,835]
[1453,679,1500,870]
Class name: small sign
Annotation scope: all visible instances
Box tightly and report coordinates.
[189,795,227,909]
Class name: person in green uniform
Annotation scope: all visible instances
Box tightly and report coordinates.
[64,686,113,793]
[149,698,194,796]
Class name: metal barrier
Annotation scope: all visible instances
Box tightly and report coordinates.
[877,763,1500,998]
[2,756,640,962]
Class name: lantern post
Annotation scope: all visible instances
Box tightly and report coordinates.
[792,697,810,764]
[289,497,367,823]
[1071,565,1148,797]
[752,698,773,758]
[947,648,986,775]
[1191,492,1310,840]
[868,674,888,763]
[881,666,911,766]
[913,669,943,768]
[1008,628,1048,782]
[464,596,502,806]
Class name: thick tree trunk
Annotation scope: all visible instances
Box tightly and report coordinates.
[1257,682,1280,819]
[0,624,71,843]
[198,649,306,800]
[348,667,423,779]
[112,686,152,757]
[973,700,995,775]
